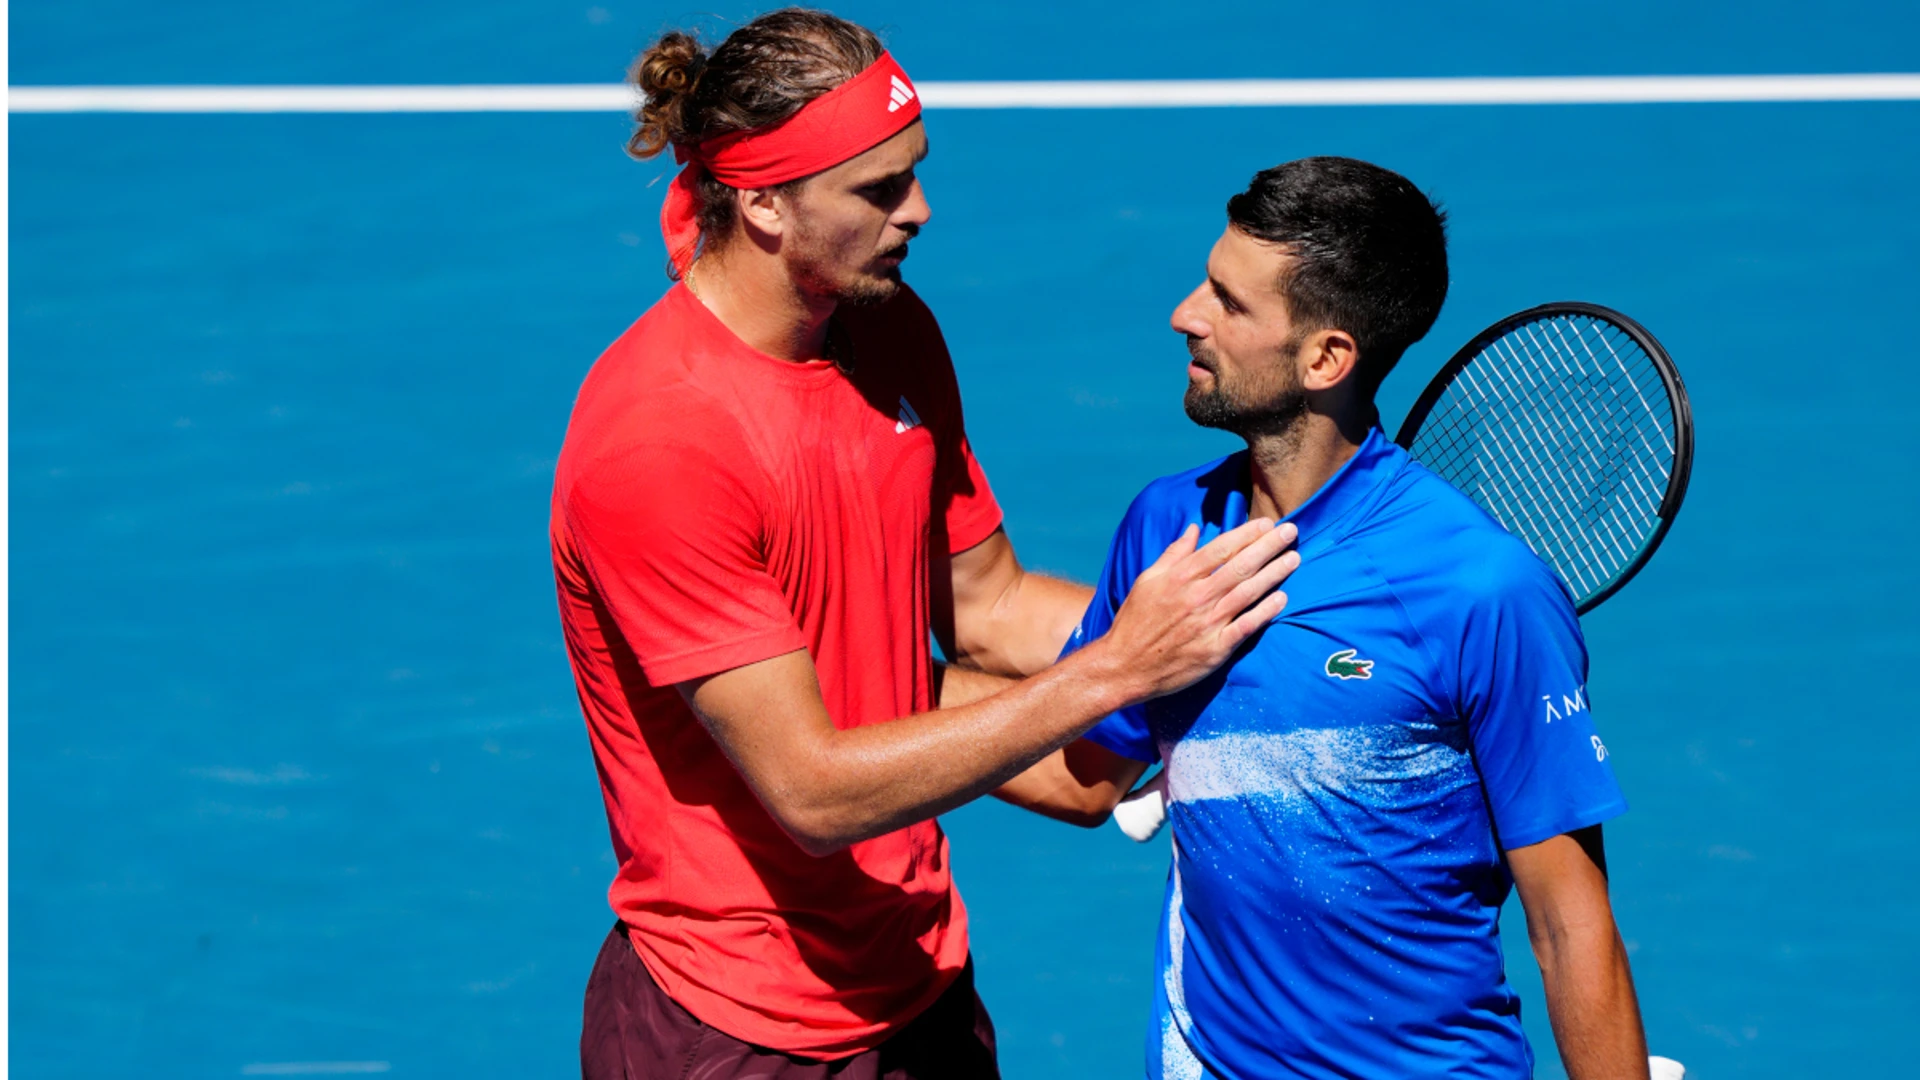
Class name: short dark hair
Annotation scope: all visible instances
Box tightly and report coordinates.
[1226,157,1449,393]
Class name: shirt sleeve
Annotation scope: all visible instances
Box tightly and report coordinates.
[1455,547,1629,850]
[942,430,1003,555]
[1059,498,1159,764]
[563,433,806,687]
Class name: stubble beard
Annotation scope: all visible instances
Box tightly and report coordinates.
[788,223,909,308]
[1182,335,1310,440]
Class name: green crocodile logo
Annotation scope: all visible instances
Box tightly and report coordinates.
[1325,649,1375,681]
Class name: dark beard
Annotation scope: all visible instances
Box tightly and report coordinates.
[1183,336,1308,439]
[833,264,902,307]
[789,248,901,307]
[788,226,911,307]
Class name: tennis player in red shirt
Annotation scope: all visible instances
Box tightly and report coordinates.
[551,10,1300,1077]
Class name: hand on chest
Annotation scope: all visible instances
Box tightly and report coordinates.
[1149,547,1446,750]
[1151,551,1474,810]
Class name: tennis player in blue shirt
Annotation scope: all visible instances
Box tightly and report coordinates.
[979,157,1650,1078]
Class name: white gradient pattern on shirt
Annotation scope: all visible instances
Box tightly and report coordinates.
[1165,725,1470,806]
[1159,856,1206,1080]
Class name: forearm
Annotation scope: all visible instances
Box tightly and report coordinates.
[933,662,1016,709]
[937,662,1149,825]
[953,570,1093,677]
[779,646,1142,852]
[1535,919,1648,1079]
[993,739,1149,826]
[1512,829,1650,1080]
[699,517,1298,855]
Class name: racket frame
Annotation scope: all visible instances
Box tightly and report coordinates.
[1393,301,1694,614]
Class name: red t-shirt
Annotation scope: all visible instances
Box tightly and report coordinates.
[550,282,1003,1058]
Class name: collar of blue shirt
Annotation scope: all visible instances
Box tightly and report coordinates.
[1226,425,1406,556]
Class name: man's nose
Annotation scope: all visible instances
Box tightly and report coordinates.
[897,178,931,229]
[1171,286,1211,337]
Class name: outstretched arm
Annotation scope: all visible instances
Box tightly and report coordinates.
[683,520,1298,855]
[935,526,1153,822]
[996,739,1149,826]
[937,664,1151,826]
[1508,825,1650,1080]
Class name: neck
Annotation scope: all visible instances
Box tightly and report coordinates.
[685,247,836,362]
[1244,407,1374,522]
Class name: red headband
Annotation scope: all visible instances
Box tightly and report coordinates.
[660,52,923,275]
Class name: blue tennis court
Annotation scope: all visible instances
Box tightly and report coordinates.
[11,2,1920,1076]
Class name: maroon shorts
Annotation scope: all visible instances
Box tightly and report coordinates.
[581,921,999,1080]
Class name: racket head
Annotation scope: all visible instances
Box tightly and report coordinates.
[1394,302,1694,614]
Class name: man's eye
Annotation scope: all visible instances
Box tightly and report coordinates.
[866,175,909,200]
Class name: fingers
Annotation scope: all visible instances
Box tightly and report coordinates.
[1224,588,1291,643]
[1216,547,1301,616]
[1206,520,1298,595]
[1188,517,1278,576]
[1146,524,1201,574]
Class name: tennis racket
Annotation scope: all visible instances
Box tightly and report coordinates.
[1394,301,1693,614]
[1113,302,1694,843]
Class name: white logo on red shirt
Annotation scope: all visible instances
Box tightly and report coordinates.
[894,396,922,434]
[888,75,916,113]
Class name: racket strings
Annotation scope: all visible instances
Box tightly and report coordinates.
[1442,328,1658,590]
[1539,320,1674,496]
[1501,327,1657,565]
[1425,318,1670,594]
[1448,356,1620,596]
[1406,314,1678,603]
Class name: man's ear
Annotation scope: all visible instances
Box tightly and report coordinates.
[738,186,788,240]
[1300,328,1360,392]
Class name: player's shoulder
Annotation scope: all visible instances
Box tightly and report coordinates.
[1088,452,1243,594]
[1120,451,1247,538]
[1373,459,1572,611]
[591,288,760,410]
[560,297,758,483]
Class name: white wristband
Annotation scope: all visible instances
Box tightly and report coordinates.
[1113,770,1170,842]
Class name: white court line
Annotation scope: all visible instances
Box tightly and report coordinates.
[240,1065,391,1076]
[9,74,1920,113]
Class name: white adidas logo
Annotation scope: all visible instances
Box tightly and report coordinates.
[888,75,916,113]
[894,396,922,434]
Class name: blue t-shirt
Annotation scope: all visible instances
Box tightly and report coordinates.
[1066,427,1628,1080]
